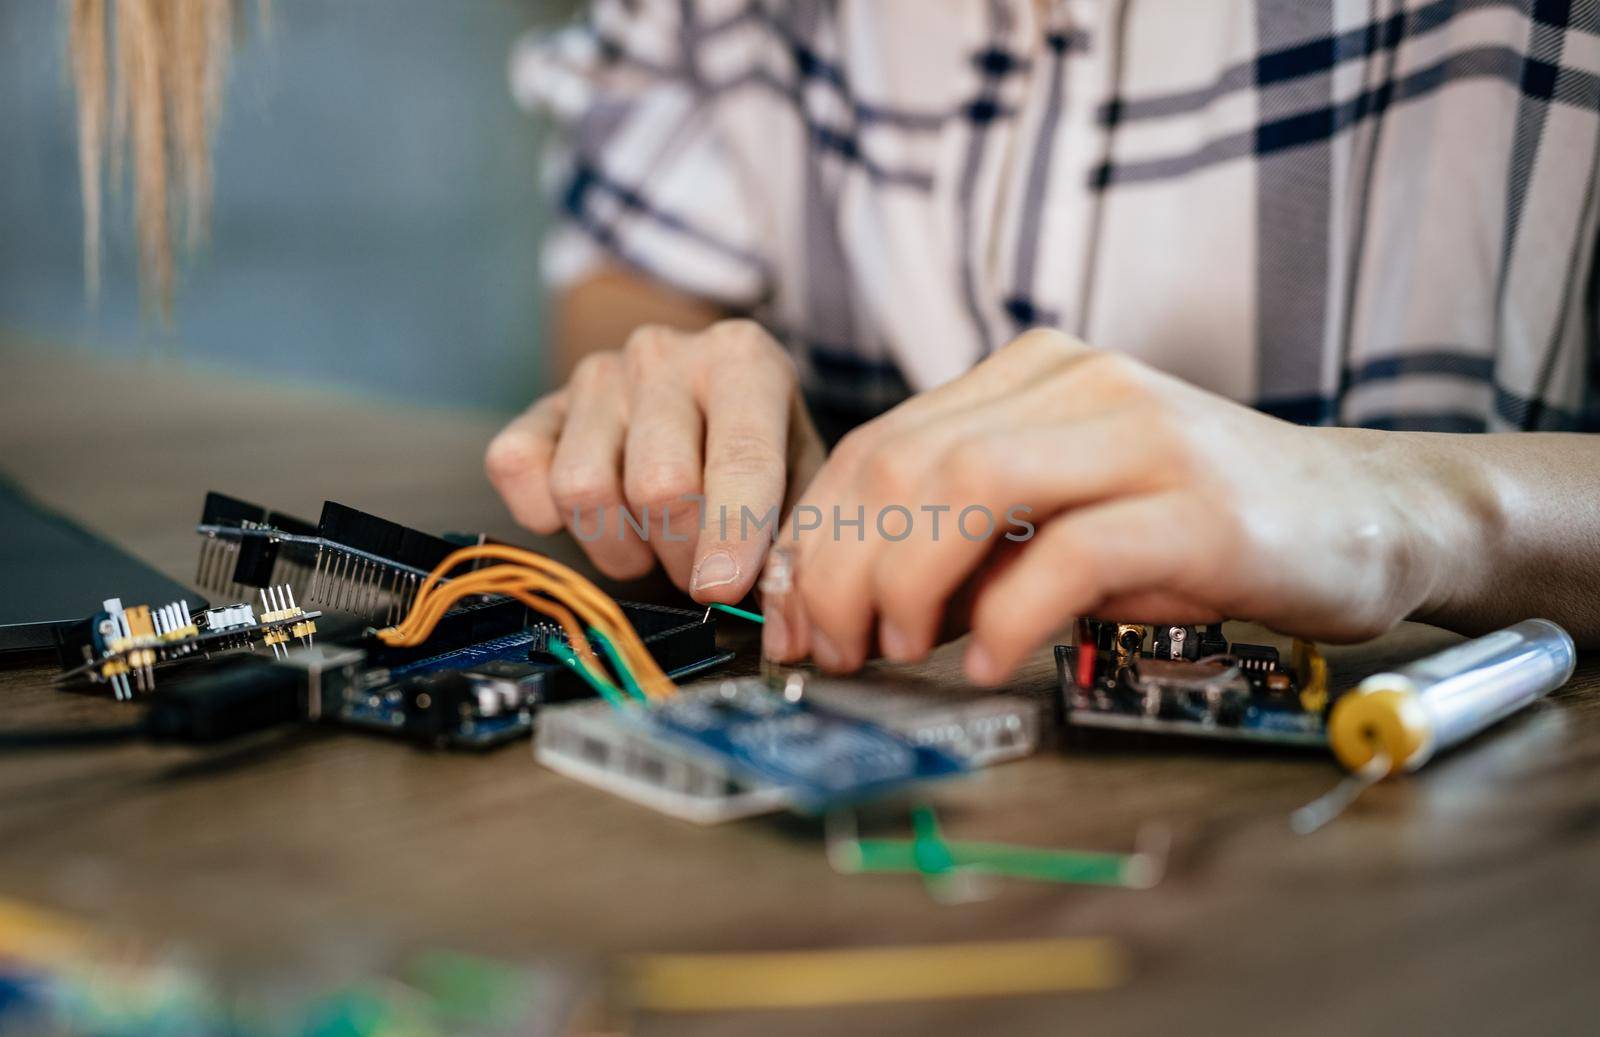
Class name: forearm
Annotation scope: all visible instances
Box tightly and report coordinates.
[1371,430,1600,646]
[553,264,726,380]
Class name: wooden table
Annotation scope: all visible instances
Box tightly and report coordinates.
[3,340,1598,1035]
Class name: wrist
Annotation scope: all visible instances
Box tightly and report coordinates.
[1363,430,1506,626]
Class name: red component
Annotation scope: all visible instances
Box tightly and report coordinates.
[1074,620,1097,688]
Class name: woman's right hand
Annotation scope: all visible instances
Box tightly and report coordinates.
[486,319,824,603]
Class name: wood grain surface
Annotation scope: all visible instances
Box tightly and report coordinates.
[2,339,1598,1035]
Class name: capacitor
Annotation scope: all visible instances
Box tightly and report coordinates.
[1327,619,1576,777]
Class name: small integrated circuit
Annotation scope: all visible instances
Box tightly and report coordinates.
[1056,620,1330,747]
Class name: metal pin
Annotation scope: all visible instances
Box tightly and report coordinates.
[326,554,343,610]
[284,583,297,611]
[308,547,323,603]
[333,555,351,612]
[336,554,354,611]
[198,538,215,589]
[364,564,383,617]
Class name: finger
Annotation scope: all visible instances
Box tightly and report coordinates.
[690,331,798,604]
[795,422,944,672]
[872,413,1175,661]
[485,391,568,534]
[1093,591,1222,627]
[549,353,656,580]
[622,329,703,589]
[963,492,1219,684]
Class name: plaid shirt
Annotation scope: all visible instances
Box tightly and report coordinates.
[514,0,1600,433]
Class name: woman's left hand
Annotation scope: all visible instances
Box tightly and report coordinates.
[762,328,1491,684]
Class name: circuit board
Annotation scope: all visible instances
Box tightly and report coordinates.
[54,493,737,747]
[337,601,735,749]
[1056,620,1331,747]
[194,492,466,624]
[54,586,321,699]
[537,675,1037,822]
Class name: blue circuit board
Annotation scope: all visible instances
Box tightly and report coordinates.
[643,680,967,811]
[383,631,546,681]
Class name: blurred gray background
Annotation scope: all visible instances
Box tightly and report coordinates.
[0,0,565,410]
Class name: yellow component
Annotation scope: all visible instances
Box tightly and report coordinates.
[290,620,317,639]
[123,604,155,640]
[1327,686,1430,776]
[626,938,1127,1012]
[100,660,129,679]
[162,624,199,642]
[1292,638,1329,714]
[1114,623,1147,665]
[262,628,288,647]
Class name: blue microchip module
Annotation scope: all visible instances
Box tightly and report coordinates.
[641,679,968,811]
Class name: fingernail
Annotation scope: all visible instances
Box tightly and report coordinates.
[763,611,792,660]
[964,642,1002,686]
[811,628,843,671]
[691,550,739,593]
[879,620,915,663]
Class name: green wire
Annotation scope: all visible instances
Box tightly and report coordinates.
[586,626,649,704]
[707,602,765,625]
[547,641,627,710]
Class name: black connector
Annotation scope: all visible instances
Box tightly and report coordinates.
[144,656,303,743]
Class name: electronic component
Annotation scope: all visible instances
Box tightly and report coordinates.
[1057,619,1327,746]
[636,678,968,810]
[344,600,733,749]
[536,675,1038,822]
[1150,624,1199,661]
[54,585,320,699]
[195,492,464,623]
[536,696,791,824]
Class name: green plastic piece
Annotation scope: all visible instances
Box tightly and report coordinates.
[407,948,536,1028]
[843,805,1138,888]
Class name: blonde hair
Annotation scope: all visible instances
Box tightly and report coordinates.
[68,0,264,317]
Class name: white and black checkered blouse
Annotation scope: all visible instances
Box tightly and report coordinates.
[513,0,1600,433]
